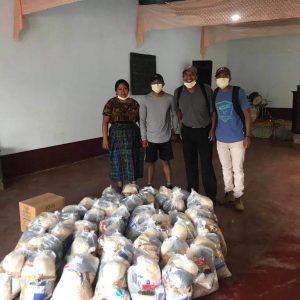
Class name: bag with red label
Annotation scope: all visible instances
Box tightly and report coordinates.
[127,255,165,300]
[186,244,219,298]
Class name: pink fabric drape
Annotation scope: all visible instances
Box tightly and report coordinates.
[14,0,82,40]
[136,0,300,54]
[200,19,300,56]
[14,0,23,40]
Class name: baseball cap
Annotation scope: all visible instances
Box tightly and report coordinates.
[150,73,164,83]
[182,65,198,75]
[215,66,231,77]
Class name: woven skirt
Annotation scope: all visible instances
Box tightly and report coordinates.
[109,123,144,182]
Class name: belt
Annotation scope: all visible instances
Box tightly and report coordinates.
[182,124,206,129]
[112,121,135,124]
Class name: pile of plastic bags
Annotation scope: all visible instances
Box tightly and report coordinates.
[0,184,231,300]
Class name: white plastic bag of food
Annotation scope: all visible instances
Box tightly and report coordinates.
[19,251,56,300]
[102,185,117,195]
[59,211,81,222]
[186,244,219,298]
[52,268,93,300]
[93,199,119,216]
[161,237,189,265]
[172,187,190,201]
[139,186,158,196]
[121,194,144,212]
[169,211,190,225]
[122,183,139,196]
[171,187,187,204]
[51,254,99,300]
[28,212,59,233]
[18,233,62,266]
[138,191,156,205]
[62,205,87,219]
[102,186,124,204]
[155,193,169,208]
[38,234,63,265]
[133,232,162,262]
[162,189,185,212]
[93,257,130,300]
[101,258,129,287]
[0,267,22,300]
[162,255,198,300]
[15,231,41,250]
[151,210,172,238]
[171,219,196,243]
[99,216,127,236]
[128,255,164,300]
[159,186,173,198]
[102,234,133,263]
[194,233,231,279]
[79,197,96,210]
[0,250,26,300]
[74,220,97,233]
[83,207,106,223]
[111,205,131,222]
[71,231,98,255]
[50,219,75,241]
[187,190,214,212]
[195,219,227,256]
[185,206,218,224]
[126,205,156,241]
[2,250,26,274]
[130,204,156,219]
[26,234,46,251]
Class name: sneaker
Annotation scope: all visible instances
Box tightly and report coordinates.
[166,184,173,189]
[234,197,244,211]
[218,191,234,205]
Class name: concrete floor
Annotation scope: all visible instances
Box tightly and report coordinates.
[0,138,300,299]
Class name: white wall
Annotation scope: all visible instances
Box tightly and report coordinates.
[206,35,300,107]
[0,0,201,155]
[1,0,299,155]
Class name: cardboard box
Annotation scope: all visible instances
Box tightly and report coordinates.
[19,193,65,232]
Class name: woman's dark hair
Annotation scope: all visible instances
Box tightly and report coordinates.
[115,79,130,91]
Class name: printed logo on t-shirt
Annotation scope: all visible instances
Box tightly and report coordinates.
[216,101,233,122]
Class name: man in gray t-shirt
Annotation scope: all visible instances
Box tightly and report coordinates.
[174,66,217,202]
[140,74,179,188]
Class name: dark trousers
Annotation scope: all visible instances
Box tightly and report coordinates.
[181,125,217,199]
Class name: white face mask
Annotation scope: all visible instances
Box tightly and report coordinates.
[183,80,197,89]
[216,78,230,89]
[117,95,129,101]
[151,84,163,94]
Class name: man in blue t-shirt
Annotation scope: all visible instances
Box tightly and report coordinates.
[214,67,251,211]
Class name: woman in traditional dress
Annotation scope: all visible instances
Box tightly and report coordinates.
[102,79,143,192]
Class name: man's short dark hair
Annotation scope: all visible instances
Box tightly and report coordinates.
[150,73,164,83]
[215,67,231,77]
